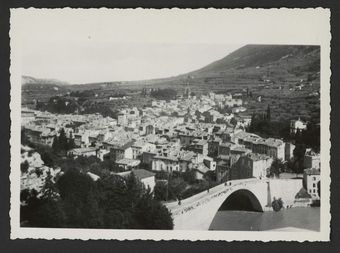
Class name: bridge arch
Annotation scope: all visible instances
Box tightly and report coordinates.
[168,179,303,230]
[218,189,264,212]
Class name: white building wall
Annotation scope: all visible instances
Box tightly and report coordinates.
[305,174,320,199]
[152,159,179,172]
[124,147,133,159]
[141,176,156,192]
[277,144,285,160]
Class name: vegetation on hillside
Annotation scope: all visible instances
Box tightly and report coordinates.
[150,88,177,101]
[247,105,320,153]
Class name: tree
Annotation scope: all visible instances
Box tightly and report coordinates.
[183,169,197,184]
[126,172,145,208]
[35,168,43,178]
[270,159,284,178]
[168,177,187,200]
[52,128,76,153]
[150,88,177,101]
[21,167,174,230]
[266,105,271,121]
[52,136,60,152]
[21,128,30,146]
[292,144,306,174]
[21,160,29,174]
[134,189,173,229]
[230,117,238,126]
[294,128,303,143]
[41,170,59,200]
[96,175,130,228]
[20,187,66,228]
[248,113,256,132]
[58,128,68,151]
[299,122,320,152]
[41,152,54,167]
[204,170,217,183]
[272,197,283,212]
[67,132,76,150]
[57,168,102,228]
[22,197,66,228]
[155,170,169,180]
[154,181,168,201]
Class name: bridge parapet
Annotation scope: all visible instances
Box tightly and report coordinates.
[166,178,267,217]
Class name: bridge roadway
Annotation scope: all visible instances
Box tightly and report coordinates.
[165,178,303,230]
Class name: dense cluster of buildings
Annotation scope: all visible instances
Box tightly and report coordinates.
[21,92,320,197]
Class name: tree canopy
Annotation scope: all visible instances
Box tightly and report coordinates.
[52,128,75,153]
[20,169,173,229]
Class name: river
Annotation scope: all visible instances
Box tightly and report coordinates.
[209,207,320,231]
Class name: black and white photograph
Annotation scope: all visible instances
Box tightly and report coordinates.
[9,8,331,241]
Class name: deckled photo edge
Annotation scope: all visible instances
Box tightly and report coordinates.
[9,8,331,241]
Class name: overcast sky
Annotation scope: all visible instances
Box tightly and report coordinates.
[12,8,325,84]
[22,42,242,84]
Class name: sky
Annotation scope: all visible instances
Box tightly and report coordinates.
[12,8,326,84]
[22,42,242,84]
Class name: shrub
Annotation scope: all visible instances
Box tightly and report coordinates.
[272,197,283,212]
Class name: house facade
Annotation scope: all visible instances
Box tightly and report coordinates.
[303,168,320,199]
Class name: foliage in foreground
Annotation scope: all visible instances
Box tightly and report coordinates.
[20,169,173,230]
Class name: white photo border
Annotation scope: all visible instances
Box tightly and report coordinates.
[9,7,331,241]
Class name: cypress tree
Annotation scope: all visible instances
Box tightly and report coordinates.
[58,128,68,151]
[52,136,59,152]
[266,105,271,121]
[67,132,75,150]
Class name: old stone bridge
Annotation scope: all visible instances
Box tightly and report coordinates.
[165,178,303,230]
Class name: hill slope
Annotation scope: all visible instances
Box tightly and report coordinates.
[190,44,319,78]
[22,75,69,86]
[21,76,70,106]
[125,44,320,90]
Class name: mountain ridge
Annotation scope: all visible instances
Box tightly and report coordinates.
[22,75,69,86]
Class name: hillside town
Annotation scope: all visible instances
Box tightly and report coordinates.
[21,91,321,204]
